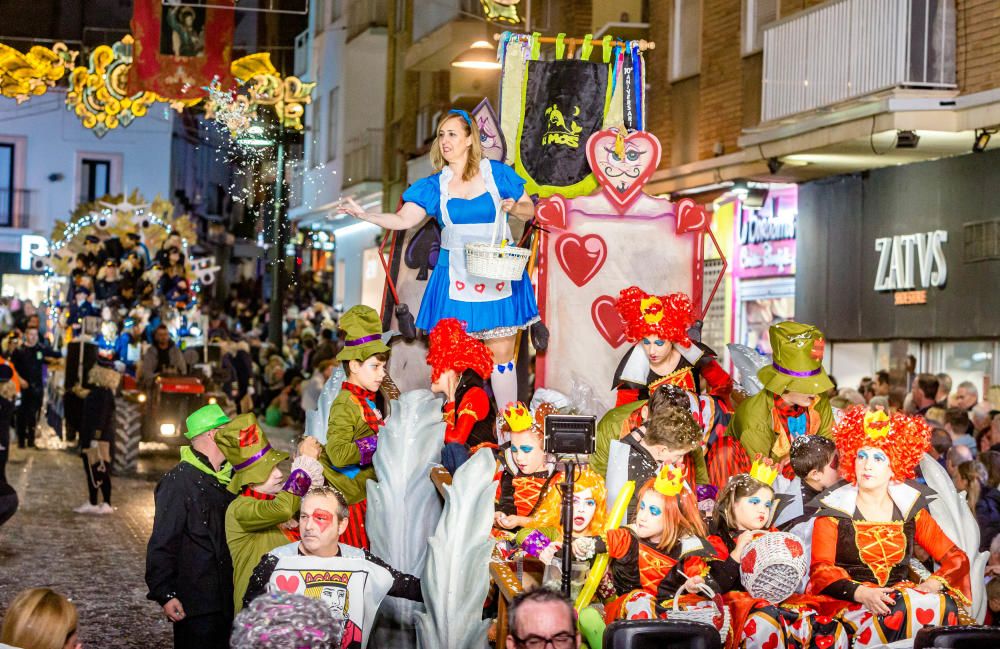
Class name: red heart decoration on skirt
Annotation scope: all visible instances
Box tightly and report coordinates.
[743,619,757,637]
[474,284,486,293]
[556,233,607,287]
[858,627,873,644]
[591,296,626,348]
[762,632,779,649]
[883,610,904,631]
[495,282,505,292]
[915,607,934,625]
[815,635,834,649]
[455,281,465,291]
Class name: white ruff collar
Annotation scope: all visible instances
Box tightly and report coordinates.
[819,482,922,520]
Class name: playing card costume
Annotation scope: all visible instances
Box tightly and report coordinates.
[808,407,971,647]
[495,402,561,527]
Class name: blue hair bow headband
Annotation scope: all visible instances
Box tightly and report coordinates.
[448,108,472,126]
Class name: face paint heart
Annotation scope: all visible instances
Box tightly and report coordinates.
[591,296,626,348]
[586,129,662,213]
[883,610,904,631]
[915,608,934,625]
[858,627,873,645]
[556,233,607,287]
[496,282,505,292]
[535,196,567,230]
[675,198,710,234]
[455,281,465,291]
[474,283,486,293]
[275,575,299,593]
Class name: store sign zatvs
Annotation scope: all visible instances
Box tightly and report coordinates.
[873,230,947,292]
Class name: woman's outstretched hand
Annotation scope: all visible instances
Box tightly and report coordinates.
[336,197,367,220]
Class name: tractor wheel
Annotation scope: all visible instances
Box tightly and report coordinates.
[115,398,142,474]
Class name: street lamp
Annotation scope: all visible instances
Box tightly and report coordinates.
[451,41,501,70]
[237,121,288,348]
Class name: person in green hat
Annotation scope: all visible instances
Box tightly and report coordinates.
[216,413,325,612]
[145,403,236,648]
[322,304,391,550]
[727,321,835,466]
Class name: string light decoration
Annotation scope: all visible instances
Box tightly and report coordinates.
[66,35,160,137]
[0,41,77,103]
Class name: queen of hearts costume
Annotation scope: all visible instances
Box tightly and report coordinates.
[807,407,971,647]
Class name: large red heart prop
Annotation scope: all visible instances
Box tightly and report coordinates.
[535,196,567,230]
[675,198,710,234]
[586,129,662,213]
[591,296,625,348]
[275,575,299,593]
[555,233,607,287]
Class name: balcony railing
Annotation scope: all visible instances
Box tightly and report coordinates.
[761,0,956,122]
[343,128,383,189]
[347,0,388,41]
[0,188,34,228]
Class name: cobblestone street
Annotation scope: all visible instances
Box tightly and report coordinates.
[0,446,176,648]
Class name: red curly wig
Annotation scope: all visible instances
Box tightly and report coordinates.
[426,318,495,382]
[614,286,695,345]
[833,405,931,484]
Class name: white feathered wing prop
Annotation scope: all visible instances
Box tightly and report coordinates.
[919,454,988,622]
[727,343,770,397]
[304,367,346,445]
[416,448,497,649]
[367,390,445,648]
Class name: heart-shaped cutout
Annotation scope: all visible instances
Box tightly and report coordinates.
[675,197,710,234]
[535,196,567,230]
[474,283,485,293]
[591,296,625,348]
[275,575,299,593]
[455,281,465,291]
[586,129,662,213]
[555,233,607,287]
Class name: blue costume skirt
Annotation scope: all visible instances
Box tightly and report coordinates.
[415,249,540,338]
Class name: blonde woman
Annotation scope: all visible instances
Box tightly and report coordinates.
[337,109,537,411]
[0,588,81,649]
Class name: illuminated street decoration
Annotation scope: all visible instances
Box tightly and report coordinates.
[0,42,77,103]
[211,53,316,131]
[66,35,159,137]
[480,0,521,24]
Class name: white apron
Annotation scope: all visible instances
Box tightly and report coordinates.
[439,159,514,303]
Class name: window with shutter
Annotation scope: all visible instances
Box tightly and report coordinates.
[743,0,779,55]
[671,0,702,81]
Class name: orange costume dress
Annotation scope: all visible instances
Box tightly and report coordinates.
[808,481,971,648]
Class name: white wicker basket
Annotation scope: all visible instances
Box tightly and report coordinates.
[667,582,731,640]
[739,531,808,604]
[463,207,530,280]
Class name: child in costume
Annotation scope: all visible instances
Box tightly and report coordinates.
[611,286,732,406]
[322,305,391,550]
[572,464,720,622]
[726,322,834,473]
[709,458,849,649]
[515,466,608,564]
[426,317,497,474]
[216,412,326,612]
[494,402,560,533]
[73,358,119,515]
[809,407,971,647]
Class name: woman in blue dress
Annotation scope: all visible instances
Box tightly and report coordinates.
[337,109,538,411]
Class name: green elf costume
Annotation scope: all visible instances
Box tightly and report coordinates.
[217,413,324,612]
[727,321,834,472]
[322,305,391,551]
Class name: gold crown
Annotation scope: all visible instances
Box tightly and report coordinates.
[749,454,779,486]
[654,462,686,497]
[503,402,533,433]
[303,570,351,587]
[864,408,891,441]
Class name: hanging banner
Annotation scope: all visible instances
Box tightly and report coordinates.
[512,59,611,198]
[129,0,235,100]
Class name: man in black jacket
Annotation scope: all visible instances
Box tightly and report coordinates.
[10,327,60,448]
[146,404,236,648]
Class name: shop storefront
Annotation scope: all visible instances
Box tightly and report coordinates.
[797,151,1000,392]
[0,234,53,305]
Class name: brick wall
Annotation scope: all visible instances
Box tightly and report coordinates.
[646,0,672,167]
[956,0,1000,93]
[697,0,744,159]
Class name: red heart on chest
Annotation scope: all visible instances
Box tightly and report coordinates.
[915,607,934,625]
[555,233,607,287]
[275,575,299,593]
[586,129,661,212]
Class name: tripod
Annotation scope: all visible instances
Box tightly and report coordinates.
[557,458,586,599]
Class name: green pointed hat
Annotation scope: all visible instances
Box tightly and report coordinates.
[756,321,834,395]
[185,403,231,439]
[336,305,390,362]
[214,413,289,493]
